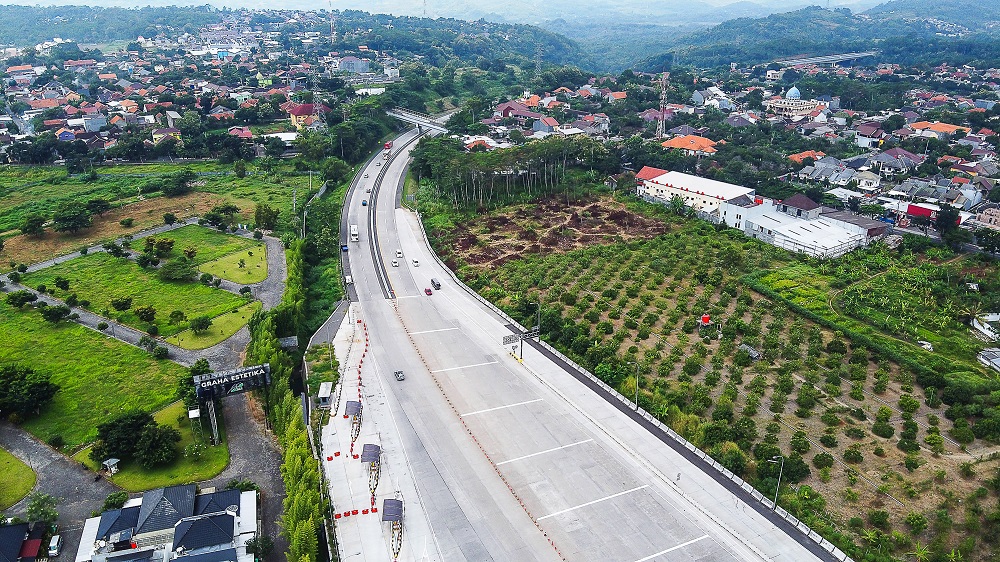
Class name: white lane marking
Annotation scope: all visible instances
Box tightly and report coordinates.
[633,535,710,562]
[460,398,544,417]
[408,327,460,335]
[496,439,593,466]
[537,485,649,521]
[430,360,498,373]
[395,295,420,299]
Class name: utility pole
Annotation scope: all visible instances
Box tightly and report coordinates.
[768,455,785,510]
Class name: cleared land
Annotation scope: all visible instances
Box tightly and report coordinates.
[74,401,228,492]
[199,244,268,284]
[0,447,36,509]
[23,252,246,337]
[439,194,1000,561]
[0,301,186,448]
[166,301,261,350]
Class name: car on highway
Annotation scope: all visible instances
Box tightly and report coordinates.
[363,173,369,178]
[393,370,405,381]
[424,287,433,296]
[412,258,420,266]
[376,161,381,167]
[366,187,372,193]
[431,278,441,290]
[391,259,399,267]
[396,249,403,258]
[361,200,368,206]
[340,244,349,252]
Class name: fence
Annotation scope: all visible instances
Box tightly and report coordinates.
[412,210,855,562]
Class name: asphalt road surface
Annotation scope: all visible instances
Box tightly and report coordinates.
[335,130,830,562]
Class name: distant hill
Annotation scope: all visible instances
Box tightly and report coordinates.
[639,0,1000,70]
[864,0,1000,29]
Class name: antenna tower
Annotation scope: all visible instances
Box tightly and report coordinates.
[423,0,428,18]
[656,72,669,139]
[328,1,337,43]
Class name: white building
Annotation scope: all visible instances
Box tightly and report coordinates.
[636,169,755,213]
[719,193,888,258]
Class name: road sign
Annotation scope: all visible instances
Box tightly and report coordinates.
[502,330,539,346]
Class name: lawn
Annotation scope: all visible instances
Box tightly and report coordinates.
[166,301,262,350]
[199,244,268,284]
[158,224,258,266]
[73,401,229,492]
[0,448,36,510]
[23,253,247,337]
[0,301,185,448]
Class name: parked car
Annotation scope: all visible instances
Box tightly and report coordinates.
[424,287,433,295]
[393,370,405,381]
[48,535,63,557]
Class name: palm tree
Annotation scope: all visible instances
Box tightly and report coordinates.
[907,542,930,562]
[946,548,964,562]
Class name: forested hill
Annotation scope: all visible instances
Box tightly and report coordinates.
[864,0,1000,28]
[640,1,1000,70]
[0,5,590,70]
[0,5,219,46]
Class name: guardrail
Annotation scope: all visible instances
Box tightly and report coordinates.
[411,210,855,562]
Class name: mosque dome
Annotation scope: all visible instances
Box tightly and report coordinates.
[786,86,801,100]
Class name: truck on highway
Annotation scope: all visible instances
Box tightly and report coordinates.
[349,224,359,242]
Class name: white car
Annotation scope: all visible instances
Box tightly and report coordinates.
[391,259,399,267]
[412,258,420,267]
[366,187,372,193]
[396,249,403,258]
[363,173,369,178]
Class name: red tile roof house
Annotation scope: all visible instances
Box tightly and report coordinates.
[228,126,253,139]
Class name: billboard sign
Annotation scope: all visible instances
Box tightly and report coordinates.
[194,364,271,400]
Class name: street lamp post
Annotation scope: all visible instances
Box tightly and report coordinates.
[768,455,784,510]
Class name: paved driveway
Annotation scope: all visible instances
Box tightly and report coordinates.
[0,423,116,562]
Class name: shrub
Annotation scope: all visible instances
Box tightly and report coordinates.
[119,218,134,227]
[812,452,835,469]
[869,510,891,530]
[820,434,838,448]
[102,491,129,512]
[47,435,64,449]
[790,431,810,453]
[134,305,156,323]
[97,321,108,331]
[843,445,864,463]
[904,512,928,535]
[110,296,133,311]
[152,345,169,359]
[253,230,263,240]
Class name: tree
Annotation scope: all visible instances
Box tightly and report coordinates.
[254,203,280,230]
[52,204,93,233]
[38,304,71,323]
[163,213,177,225]
[0,364,59,419]
[85,199,112,216]
[6,290,37,308]
[158,257,195,281]
[190,315,213,334]
[134,424,181,469]
[234,160,246,178]
[976,228,1000,254]
[25,492,58,525]
[20,213,47,236]
[90,410,155,463]
[134,305,156,323]
[153,238,175,257]
[110,296,133,311]
[246,535,274,558]
[169,310,187,325]
[936,204,960,233]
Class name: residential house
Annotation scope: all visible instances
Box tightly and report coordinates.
[287,103,330,130]
[854,122,885,149]
[76,484,257,562]
[532,117,559,133]
[977,207,1000,229]
[55,127,77,141]
[337,56,370,74]
[909,121,971,139]
[661,135,719,156]
[788,150,826,164]
[605,91,627,103]
[228,126,253,140]
[151,128,182,144]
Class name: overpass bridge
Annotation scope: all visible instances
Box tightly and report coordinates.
[775,51,878,67]
[386,107,449,133]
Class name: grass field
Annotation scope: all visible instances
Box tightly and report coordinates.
[166,301,261,350]
[159,225,259,266]
[23,253,247,337]
[74,401,229,492]
[0,301,185,448]
[199,244,268,284]
[0,448,36,510]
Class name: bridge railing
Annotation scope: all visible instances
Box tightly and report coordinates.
[411,210,856,562]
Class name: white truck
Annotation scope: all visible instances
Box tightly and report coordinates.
[349,224,359,242]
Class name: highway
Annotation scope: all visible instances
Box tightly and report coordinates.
[329,126,835,562]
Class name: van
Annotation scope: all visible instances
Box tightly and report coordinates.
[430,278,441,290]
[395,249,403,258]
[49,535,63,557]
[344,276,353,285]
